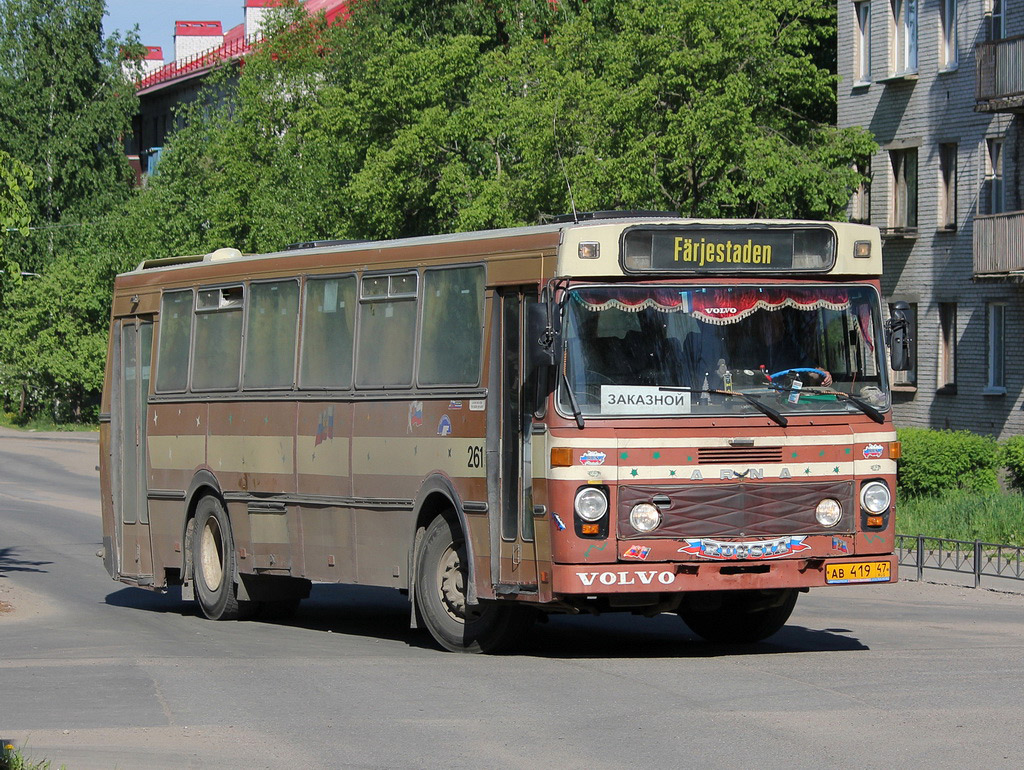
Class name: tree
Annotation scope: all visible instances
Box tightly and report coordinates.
[0,0,138,270]
[0,148,33,290]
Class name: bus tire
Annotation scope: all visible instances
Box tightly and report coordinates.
[414,513,532,653]
[679,588,798,644]
[192,495,250,621]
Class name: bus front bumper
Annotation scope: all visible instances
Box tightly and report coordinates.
[551,555,897,596]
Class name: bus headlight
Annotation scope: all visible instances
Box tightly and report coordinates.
[575,488,609,522]
[629,503,661,533]
[815,498,843,527]
[861,482,891,514]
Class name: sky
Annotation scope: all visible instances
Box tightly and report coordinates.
[102,1,246,60]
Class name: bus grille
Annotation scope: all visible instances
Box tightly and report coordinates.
[618,480,854,539]
[698,446,783,464]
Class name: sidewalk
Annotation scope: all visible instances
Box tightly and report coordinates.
[0,425,98,443]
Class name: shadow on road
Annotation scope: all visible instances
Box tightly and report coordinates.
[0,546,51,577]
[104,582,867,657]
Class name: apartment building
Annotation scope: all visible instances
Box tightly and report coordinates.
[838,0,1024,438]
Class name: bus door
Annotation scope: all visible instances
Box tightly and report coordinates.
[492,289,545,595]
[112,318,154,582]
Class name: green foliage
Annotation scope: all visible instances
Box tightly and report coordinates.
[0,148,32,284]
[897,489,1024,547]
[1001,435,1024,492]
[0,0,138,419]
[897,427,1002,499]
[0,0,138,270]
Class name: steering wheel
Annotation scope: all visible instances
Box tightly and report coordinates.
[769,367,829,383]
[585,369,616,385]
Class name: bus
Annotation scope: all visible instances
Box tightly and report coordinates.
[99,212,909,652]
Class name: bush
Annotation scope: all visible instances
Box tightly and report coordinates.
[897,427,1001,499]
[1001,435,1024,492]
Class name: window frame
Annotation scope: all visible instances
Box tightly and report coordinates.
[155,288,195,394]
[191,283,245,393]
[416,263,487,389]
[855,1,873,84]
[889,147,918,230]
[940,0,958,70]
[987,137,1005,215]
[986,301,1007,393]
[242,277,301,392]
[851,157,871,224]
[890,0,918,76]
[937,302,957,393]
[355,270,420,390]
[938,143,957,230]
[298,273,359,391]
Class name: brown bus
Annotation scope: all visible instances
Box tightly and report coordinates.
[99,213,909,651]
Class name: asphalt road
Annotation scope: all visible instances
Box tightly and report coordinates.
[1,431,1023,769]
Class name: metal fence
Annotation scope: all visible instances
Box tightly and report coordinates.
[896,534,1024,588]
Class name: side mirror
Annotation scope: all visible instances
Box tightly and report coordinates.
[525,300,559,373]
[886,301,912,371]
[524,299,561,415]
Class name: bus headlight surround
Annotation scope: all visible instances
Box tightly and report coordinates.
[860,481,891,514]
[629,503,662,533]
[815,498,843,527]
[575,487,609,522]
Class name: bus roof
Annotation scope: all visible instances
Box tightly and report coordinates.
[122,216,882,280]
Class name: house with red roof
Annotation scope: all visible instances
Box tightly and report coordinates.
[129,1,349,181]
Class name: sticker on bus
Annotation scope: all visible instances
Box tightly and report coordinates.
[601,386,691,415]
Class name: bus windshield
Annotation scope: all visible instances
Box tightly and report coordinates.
[558,284,890,419]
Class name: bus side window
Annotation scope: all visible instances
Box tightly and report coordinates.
[193,285,244,391]
[417,266,485,387]
[156,289,194,392]
[356,273,418,389]
[244,280,299,389]
[300,276,356,389]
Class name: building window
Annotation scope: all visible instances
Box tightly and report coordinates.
[890,301,917,386]
[987,302,1006,391]
[856,2,872,83]
[939,143,957,229]
[986,138,1005,215]
[851,158,871,223]
[938,303,956,391]
[890,148,917,229]
[941,0,958,69]
[990,0,1005,41]
[891,0,918,74]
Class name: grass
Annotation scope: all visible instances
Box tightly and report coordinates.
[897,489,1024,547]
[0,743,61,770]
[0,412,97,433]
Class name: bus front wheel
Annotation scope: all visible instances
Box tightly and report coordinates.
[414,513,532,653]
[678,589,798,644]
[192,495,250,620]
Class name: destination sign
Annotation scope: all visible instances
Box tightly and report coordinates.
[622,227,835,273]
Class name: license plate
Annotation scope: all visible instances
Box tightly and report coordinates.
[825,560,891,584]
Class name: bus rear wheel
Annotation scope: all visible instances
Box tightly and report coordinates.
[679,589,798,644]
[192,496,250,620]
[415,513,532,653]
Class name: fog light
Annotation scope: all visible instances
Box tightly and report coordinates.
[629,503,662,533]
[861,481,891,514]
[575,487,608,522]
[815,498,843,527]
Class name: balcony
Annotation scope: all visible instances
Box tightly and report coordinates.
[974,211,1024,277]
[976,37,1024,112]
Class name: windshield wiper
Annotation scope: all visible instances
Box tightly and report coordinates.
[801,387,886,424]
[660,387,788,428]
[561,368,585,429]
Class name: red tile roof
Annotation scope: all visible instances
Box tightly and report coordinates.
[137,2,348,95]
